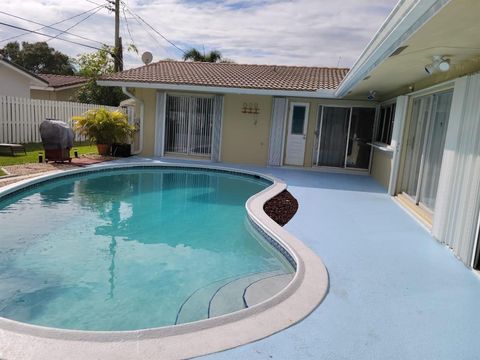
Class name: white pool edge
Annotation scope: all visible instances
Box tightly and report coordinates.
[0,162,329,360]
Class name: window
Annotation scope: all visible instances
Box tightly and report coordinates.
[375,103,396,144]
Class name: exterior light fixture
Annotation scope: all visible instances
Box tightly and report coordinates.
[425,56,450,75]
[367,90,377,100]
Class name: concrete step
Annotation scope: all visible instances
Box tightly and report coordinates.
[243,273,294,307]
[208,270,284,318]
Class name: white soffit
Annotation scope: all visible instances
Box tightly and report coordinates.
[335,0,452,97]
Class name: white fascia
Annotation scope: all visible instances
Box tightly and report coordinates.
[97,80,337,99]
[30,83,86,92]
[335,0,452,98]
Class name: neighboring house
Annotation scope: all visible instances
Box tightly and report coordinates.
[0,56,48,97]
[0,56,87,101]
[98,0,480,270]
[31,74,88,101]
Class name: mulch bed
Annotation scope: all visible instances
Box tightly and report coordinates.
[70,155,114,166]
[263,190,299,226]
[0,155,114,188]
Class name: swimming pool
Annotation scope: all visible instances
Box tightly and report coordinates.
[0,167,294,331]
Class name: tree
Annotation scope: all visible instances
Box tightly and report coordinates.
[182,48,223,63]
[0,41,74,75]
[73,47,126,106]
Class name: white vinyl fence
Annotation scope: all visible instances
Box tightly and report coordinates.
[0,96,126,143]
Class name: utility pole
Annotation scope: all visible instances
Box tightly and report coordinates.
[112,0,123,72]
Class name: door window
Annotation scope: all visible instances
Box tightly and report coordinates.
[291,106,306,134]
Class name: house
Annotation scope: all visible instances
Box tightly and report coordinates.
[98,0,480,270]
[0,56,48,97]
[30,74,88,101]
[0,56,87,101]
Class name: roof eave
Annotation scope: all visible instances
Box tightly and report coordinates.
[31,82,87,91]
[96,80,337,99]
[335,0,452,98]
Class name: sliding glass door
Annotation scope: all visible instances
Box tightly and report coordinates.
[316,106,375,169]
[164,95,214,157]
[317,107,350,167]
[346,108,376,169]
[400,91,453,212]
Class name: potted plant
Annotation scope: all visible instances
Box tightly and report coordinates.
[73,108,136,156]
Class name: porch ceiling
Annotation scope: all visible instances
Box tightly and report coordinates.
[346,0,480,101]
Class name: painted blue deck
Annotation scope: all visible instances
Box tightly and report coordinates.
[98,158,480,359]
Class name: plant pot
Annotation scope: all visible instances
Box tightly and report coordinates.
[96,144,110,156]
[111,143,132,157]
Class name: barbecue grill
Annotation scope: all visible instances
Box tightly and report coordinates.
[39,119,74,163]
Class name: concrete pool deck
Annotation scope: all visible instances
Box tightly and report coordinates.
[107,157,480,360]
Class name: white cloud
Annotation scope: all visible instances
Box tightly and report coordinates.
[0,0,398,70]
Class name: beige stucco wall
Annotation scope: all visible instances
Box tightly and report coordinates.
[31,87,79,101]
[134,88,157,156]
[370,148,392,189]
[0,63,32,98]
[220,94,272,165]
[128,88,384,170]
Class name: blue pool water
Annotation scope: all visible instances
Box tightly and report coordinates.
[0,168,293,331]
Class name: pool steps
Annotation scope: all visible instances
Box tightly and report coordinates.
[176,270,294,325]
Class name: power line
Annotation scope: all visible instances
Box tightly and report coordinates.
[46,7,103,43]
[124,8,163,50]
[122,4,135,47]
[122,4,186,54]
[0,21,105,51]
[0,6,106,45]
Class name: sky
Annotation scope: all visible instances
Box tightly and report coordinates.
[0,0,398,70]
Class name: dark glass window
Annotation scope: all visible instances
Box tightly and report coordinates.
[375,103,396,145]
[291,106,306,134]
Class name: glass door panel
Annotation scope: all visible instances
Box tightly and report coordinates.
[400,90,452,213]
[418,91,452,210]
[165,95,190,154]
[346,107,375,169]
[317,107,350,167]
[401,96,431,197]
[189,97,214,156]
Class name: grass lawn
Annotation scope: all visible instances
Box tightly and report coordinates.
[0,142,98,167]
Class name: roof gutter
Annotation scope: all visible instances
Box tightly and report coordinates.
[122,87,144,155]
[30,83,86,92]
[99,80,337,99]
[335,0,452,98]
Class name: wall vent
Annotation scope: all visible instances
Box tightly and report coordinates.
[389,45,408,57]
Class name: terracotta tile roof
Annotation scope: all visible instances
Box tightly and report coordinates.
[100,61,349,91]
[39,74,88,88]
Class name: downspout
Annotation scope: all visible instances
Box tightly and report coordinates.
[122,86,144,155]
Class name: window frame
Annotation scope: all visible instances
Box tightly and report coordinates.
[374,102,396,146]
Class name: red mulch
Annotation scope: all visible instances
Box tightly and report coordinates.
[263,190,299,226]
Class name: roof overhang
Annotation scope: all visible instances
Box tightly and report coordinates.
[335,0,452,98]
[97,80,337,99]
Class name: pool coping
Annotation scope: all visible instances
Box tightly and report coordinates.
[0,162,329,360]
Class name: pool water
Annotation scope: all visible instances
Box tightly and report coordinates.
[0,168,293,331]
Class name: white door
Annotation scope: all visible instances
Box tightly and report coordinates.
[285,103,309,166]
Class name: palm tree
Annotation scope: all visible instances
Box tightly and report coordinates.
[182,48,222,63]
